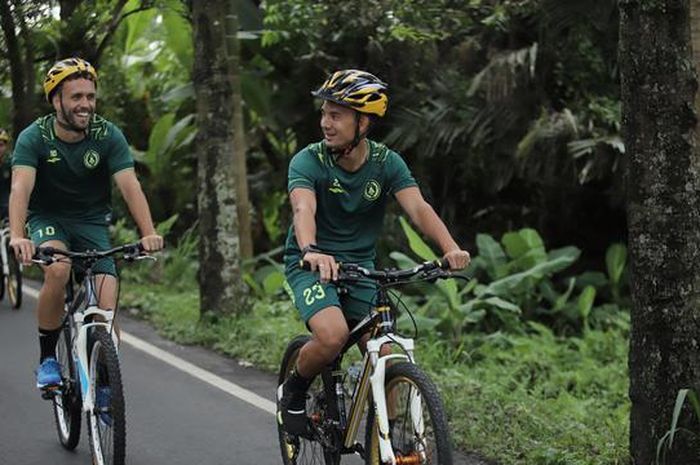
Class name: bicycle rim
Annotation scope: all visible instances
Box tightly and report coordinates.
[278,335,340,465]
[52,325,81,449]
[365,363,453,465]
[7,245,21,309]
[87,328,125,465]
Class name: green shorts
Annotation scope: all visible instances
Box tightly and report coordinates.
[284,258,378,323]
[27,214,116,276]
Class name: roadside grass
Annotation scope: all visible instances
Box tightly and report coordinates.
[120,282,630,465]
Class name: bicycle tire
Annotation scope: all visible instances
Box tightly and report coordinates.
[0,247,6,301]
[364,362,453,465]
[277,335,341,465]
[87,327,126,465]
[52,323,82,450]
[7,242,21,308]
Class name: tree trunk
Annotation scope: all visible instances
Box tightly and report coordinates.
[0,0,33,135]
[692,0,700,115]
[226,10,254,260]
[192,0,249,315]
[620,1,700,463]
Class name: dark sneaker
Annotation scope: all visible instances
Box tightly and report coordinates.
[277,382,312,438]
[95,386,112,427]
[36,357,62,389]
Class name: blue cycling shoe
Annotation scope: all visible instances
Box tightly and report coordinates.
[36,357,62,389]
[95,386,112,427]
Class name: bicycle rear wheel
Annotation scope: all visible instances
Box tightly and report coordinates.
[52,323,81,449]
[6,242,21,309]
[365,362,453,465]
[278,335,341,465]
[87,327,125,465]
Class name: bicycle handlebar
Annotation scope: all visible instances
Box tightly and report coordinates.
[299,258,454,284]
[32,242,154,266]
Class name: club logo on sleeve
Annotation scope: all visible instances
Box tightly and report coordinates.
[363,179,381,201]
[83,149,101,169]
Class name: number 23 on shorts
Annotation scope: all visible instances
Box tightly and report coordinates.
[303,283,326,305]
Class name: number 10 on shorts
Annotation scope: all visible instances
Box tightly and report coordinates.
[36,226,56,238]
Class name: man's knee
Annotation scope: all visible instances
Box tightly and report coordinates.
[310,308,349,354]
[43,263,70,287]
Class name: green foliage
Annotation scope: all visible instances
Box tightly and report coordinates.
[656,389,700,465]
[395,219,629,339]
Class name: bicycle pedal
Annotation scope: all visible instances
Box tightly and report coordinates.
[40,385,62,399]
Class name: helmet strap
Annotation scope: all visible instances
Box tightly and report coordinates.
[331,112,368,161]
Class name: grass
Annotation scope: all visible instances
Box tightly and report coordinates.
[119,281,630,465]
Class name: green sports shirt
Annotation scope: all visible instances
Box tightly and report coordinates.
[12,114,134,221]
[285,139,418,263]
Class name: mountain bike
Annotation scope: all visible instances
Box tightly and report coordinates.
[34,243,155,465]
[0,219,22,309]
[278,260,459,465]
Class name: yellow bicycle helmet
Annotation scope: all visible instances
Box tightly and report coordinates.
[311,69,388,117]
[43,57,97,102]
[0,128,9,143]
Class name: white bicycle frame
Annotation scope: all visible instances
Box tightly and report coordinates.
[341,318,425,465]
[67,275,118,414]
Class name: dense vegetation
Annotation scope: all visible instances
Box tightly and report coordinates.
[0,1,632,463]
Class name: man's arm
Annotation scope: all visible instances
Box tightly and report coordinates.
[395,186,470,270]
[290,187,338,281]
[113,169,163,252]
[9,167,36,264]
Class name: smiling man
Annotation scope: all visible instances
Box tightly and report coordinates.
[9,57,163,391]
[278,69,471,437]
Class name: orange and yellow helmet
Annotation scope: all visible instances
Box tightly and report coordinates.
[312,69,388,117]
[43,57,97,102]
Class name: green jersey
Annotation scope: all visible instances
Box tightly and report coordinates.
[12,114,134,220]
[285,139,417,263]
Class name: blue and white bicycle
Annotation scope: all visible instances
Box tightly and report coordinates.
[35,243,154,465]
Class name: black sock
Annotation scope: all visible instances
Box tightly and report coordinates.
[287,368,313,394]
[39,327,62,362]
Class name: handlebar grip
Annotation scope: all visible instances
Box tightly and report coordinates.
[437,259,450,270]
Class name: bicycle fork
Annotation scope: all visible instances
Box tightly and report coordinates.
[72,306,118,413]
[366,335,423,465]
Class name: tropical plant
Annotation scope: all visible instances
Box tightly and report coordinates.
[393,217,628,342]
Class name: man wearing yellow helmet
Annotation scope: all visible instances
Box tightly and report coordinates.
[9,57,164,390]
[0,128,11,219]
[277,69,471,436]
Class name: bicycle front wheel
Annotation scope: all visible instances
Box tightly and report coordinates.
[52,324,81,449]
[87,328,126,465]
[278,335,341,465]
[365,362,453,465]
[6,242,21,309]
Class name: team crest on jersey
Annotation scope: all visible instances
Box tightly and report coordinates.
[363,180,381,201]
[83,149,100,169]
[47,150,60,163]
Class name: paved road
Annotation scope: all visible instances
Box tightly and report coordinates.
[0,286,287,465]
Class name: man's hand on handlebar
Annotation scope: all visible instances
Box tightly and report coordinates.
[443,249,470,271]
[10,237,35,266]
[303,252,338,283]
